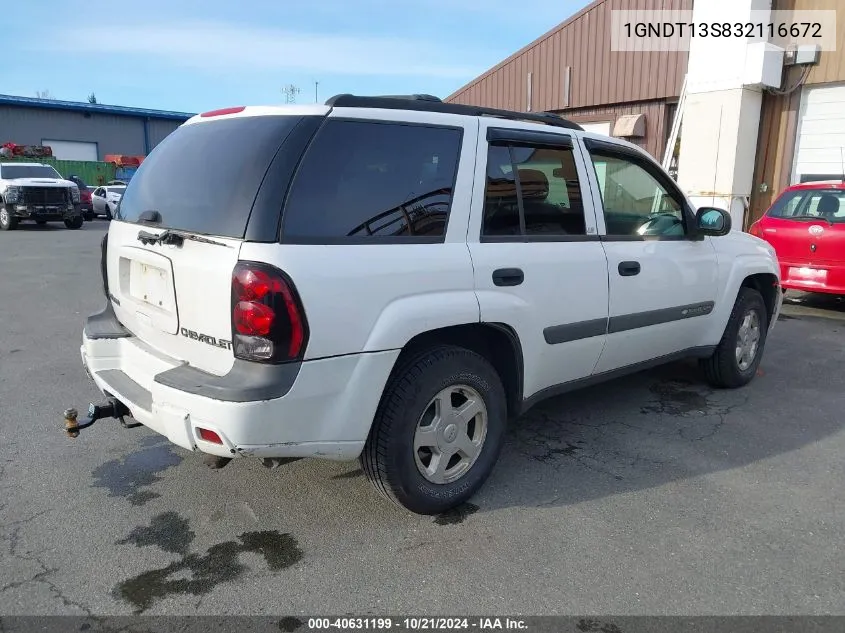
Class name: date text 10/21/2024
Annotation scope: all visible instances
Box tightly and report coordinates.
[307,618,528,631]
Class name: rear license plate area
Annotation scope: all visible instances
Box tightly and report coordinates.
[788,266,827,282]
[129,261,172,310]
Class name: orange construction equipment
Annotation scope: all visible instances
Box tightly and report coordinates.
[104,154,145,167]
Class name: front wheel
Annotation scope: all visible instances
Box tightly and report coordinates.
[700,287,769,388]
[0,206,16,231]
[361,345,508,514]
[64,216,84,230]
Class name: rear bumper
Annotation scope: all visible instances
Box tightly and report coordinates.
[779,260,845,295]
[80,307,399,460]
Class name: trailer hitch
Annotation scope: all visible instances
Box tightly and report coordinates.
[63,399,140,437]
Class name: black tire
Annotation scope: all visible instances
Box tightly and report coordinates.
[700,287,769,389]
[64,216,84,230]
[105,204,113,220]
[84,211,95,222]
[361,345,508,514]
[0,206,16,231]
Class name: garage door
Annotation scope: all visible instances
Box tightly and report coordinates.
[580,121,612,136]
[793,84,845,184]
[42,140,98,161]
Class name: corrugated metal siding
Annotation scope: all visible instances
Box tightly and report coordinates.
[556,99,671,159]
[4,157,116,186]
[747,0,845,227]
[446,0,691,111]
[748,90,801,228]
[0,106,173,159]
[791,0,845,85]
[146,118,182,148]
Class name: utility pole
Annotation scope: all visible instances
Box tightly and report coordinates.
[314,81,319,104]
[282,84,301,104]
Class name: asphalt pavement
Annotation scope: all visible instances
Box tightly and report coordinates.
[1,222,844,616]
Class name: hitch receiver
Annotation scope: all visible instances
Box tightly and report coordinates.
[63,399,138,437]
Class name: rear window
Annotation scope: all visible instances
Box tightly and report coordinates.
[768,189,845,223]
[116,115,308,238]
[282,119,462,242]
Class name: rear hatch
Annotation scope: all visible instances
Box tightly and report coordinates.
[756,187,845,286]
[105,110,321,376]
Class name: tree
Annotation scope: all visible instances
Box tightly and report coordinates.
[88,93,98,104]
[35,90,54,100]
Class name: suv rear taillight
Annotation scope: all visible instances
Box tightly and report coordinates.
[100,232,109,298]
[748,221,762,238]
[231,262,308,363]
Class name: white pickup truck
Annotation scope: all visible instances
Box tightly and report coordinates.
[0,162,83,230]
[71,95,782,514]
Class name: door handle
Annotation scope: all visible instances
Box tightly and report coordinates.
[492,268,524,286]
[618,261,641,277]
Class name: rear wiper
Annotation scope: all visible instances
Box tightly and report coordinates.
[790,215,832,225]
[136,229,229,248]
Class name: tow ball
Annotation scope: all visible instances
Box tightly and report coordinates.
[63,400,140,438]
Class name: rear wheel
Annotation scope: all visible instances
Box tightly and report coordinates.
[64,216,84,230]
[361,345,507,514]
[700,287,769,388]
[84,211,95,221]
[0,207,16,231]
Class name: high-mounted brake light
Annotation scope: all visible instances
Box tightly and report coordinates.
[231,262,308,363]
[200,106,246,118]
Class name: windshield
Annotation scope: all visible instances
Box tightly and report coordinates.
[1,164,63,180]
[116,115,307,238]
[767,189,845,223]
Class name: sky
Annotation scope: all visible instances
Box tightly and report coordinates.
[3,0,585,114]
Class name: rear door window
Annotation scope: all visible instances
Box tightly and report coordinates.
[481,142,588,238]
[116,115,313,238]
[281,119,462,242]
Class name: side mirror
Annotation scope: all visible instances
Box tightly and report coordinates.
[695,207,732,237]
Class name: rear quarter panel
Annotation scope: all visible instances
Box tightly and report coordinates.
[237,111,481,360]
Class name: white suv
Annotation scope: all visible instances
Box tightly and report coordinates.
[74,94,782,514]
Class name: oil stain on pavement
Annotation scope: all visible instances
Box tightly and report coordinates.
[640,379,711,416]
[278,617,304,632]
[116,511,195,555]
[91,435,182,506]
[114,512,303,613]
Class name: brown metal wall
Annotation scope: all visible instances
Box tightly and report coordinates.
[793,0,845,85]
[747,0,845,227]
[555,99,671,159]
[747,89,801,228]
[446,0,691,111]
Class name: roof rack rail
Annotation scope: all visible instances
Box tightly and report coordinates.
[324,93,583,131]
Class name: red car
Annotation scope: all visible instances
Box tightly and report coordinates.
[749,181,845,295]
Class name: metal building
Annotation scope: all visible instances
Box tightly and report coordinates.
[446,0,692,161]
[0,94,193,161]
[446,0,845,227]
